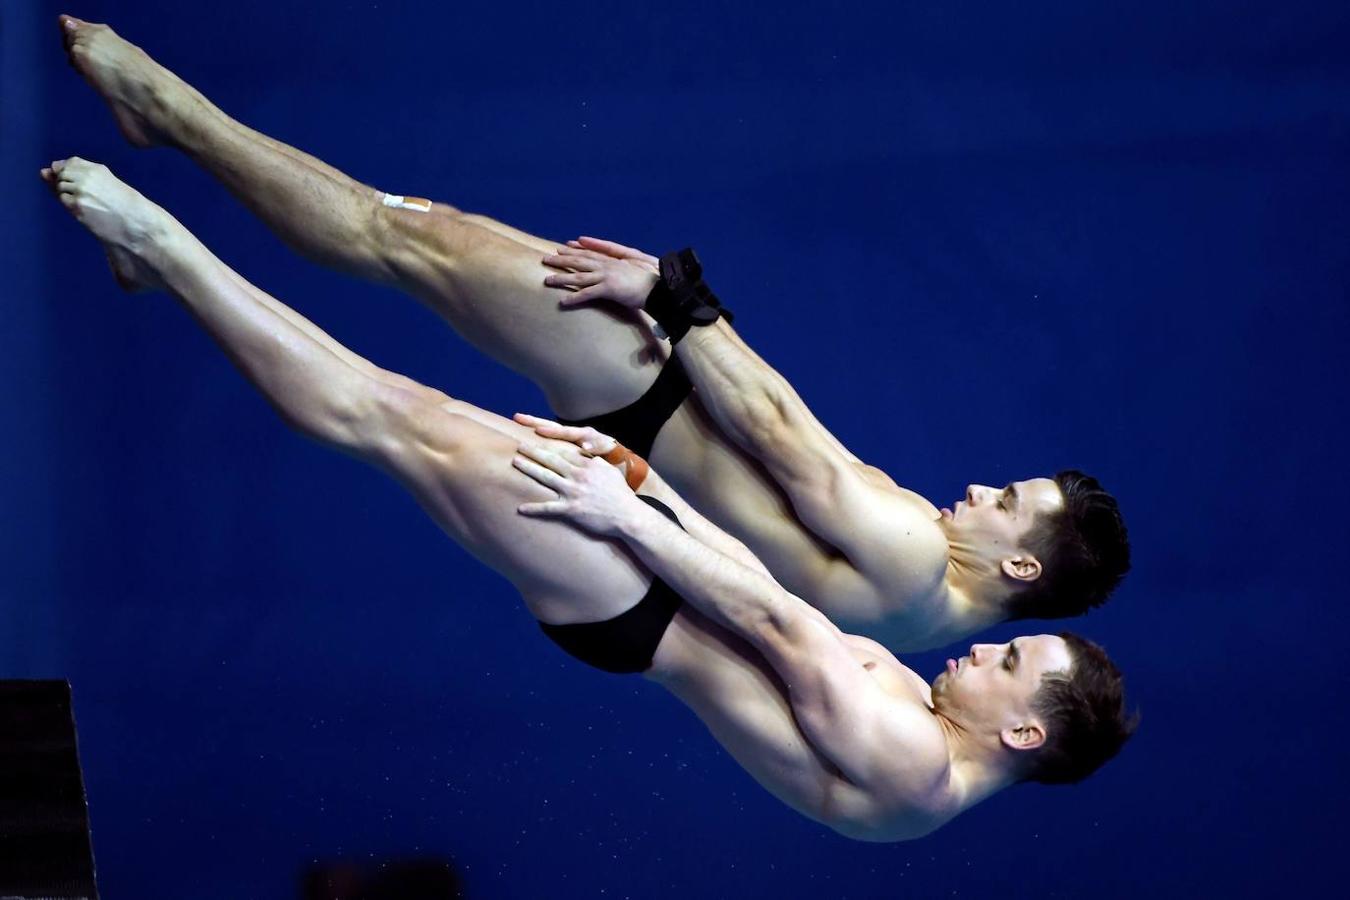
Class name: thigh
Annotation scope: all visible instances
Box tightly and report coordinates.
[379,204,668,420]
[452,210,557,256]
[379,397,656,625]
[650,401,841,609]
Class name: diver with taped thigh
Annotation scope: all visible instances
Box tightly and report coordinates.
[57,14,1130,654]
[42,156,1135,841]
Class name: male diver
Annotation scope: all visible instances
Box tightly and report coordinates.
[57,15,1130,652]
[40,155,1135,839]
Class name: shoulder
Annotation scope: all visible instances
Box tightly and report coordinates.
[813,516,950,636]
[882,702,956,803]
[840,647,951,788]
[850,504,950,600]
[835,702,955,840]
[845,480,947,553]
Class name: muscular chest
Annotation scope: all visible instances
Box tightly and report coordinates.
[853,644,933,705]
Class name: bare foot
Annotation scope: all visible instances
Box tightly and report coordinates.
[58,14,192,148]
[41,157,175,293]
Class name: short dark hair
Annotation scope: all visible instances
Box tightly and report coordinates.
[1024,632,1137,785]
[1006,470,1130,621]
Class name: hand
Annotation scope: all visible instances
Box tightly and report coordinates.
[541,235,660,309]
[512,412,618,456]
[513,442,638,536]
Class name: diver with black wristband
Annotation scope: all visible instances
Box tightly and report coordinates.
[541,235,1129,653]
[642,248,734,343]
[65,10,1128,657]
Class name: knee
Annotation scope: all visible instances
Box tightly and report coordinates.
[370,363,452,409]
[366,383,480,462]
[349,382,432,463]
[370,194,465,239]
[369,199,471,282]
[455,212,496,230]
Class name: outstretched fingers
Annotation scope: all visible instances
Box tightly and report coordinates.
[517,498,571,518]
[517,443,583,475]
[512,413,615,454]
[574,236,658,267]
[512,452,568,493]
[512,443,592,515]
[512,412,557,429]
[541,251,611,307]
[513,412,577,441]
[542,270,603,289]
[543,248,608,273]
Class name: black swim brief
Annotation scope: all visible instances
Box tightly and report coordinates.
[557,356,692,458]
[538,496,685,674]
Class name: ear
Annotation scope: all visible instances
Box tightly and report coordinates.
[1000,555,1043,584]
[1000,722,1047,753]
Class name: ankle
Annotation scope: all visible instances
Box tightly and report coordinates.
[139,217,190,274]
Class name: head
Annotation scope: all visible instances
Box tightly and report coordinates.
[939,471,1130,621]
[931,632,1136,785]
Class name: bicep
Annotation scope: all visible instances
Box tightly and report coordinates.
[762,615,892,786]
[773,452,946,592]
[774,623,943,810]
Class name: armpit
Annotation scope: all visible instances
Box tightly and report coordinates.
[853,463,899,491]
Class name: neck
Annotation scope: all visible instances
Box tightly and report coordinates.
[943,555,1010,630]
[935,712,1020,810]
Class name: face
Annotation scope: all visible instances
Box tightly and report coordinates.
[931,634,1074,746]
[937,478,1064,581]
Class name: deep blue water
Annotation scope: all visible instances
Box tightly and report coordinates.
[4,1,1348,896]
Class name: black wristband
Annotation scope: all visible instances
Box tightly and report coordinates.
[643,248,733,343]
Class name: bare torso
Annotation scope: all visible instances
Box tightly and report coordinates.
[343,207,972,650]
[53,26,1008,845]
[54,19,974,654]
[650,398,969,651]
[378,398,963,840]
[647,606,959,841]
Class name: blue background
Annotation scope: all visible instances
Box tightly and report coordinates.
[4,1,1348,896]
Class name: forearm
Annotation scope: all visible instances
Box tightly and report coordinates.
[675,320,790,452]
[615,499,803,647]
[150,229,381,450]
[625,478,886,779]
[636,468,774,579]
[677,322,861,466]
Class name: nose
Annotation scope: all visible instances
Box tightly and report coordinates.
[970,644,991,664]
[966,484,989,505]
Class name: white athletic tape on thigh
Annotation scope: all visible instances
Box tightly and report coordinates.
[381,193,432,212]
